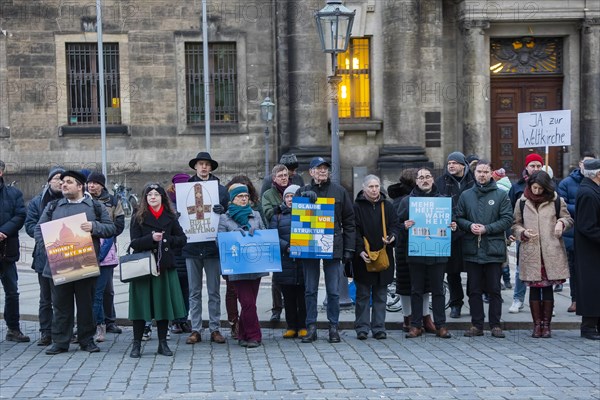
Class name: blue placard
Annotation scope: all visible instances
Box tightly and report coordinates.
[408,197,452,257]
[217,229,282,275]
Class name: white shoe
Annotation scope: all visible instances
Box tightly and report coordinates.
[509,300,523,313]
[95,324,106,342]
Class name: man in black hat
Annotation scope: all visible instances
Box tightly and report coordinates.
[34,170,116,354]
[260,153,305,195]
[296,157,355,343]
[183,152,229,344]
[86,172,125,339]
[25,166,65,345]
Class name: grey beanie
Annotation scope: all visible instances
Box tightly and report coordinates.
[48,167,65,182]
[283,184,300,198]
[447,151,467,166]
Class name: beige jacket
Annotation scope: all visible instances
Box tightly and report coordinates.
[512,193,573,282]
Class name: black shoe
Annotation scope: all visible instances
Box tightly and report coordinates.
[554,284,563,292]
[106,323,123,334]
[328,325,341,343]
[46,345,68,355]
[180,321,192,333]
[38,335,52,347]
[80,341,100,353]
[301,324,317,343]
[270,311,281,322]
[6,329,30,343]
[581,331,600,340]
[449,306,461,319]
[373,331,387,340]
[157,340,173,356]
[130,340,142,358]
[357,331,368,340]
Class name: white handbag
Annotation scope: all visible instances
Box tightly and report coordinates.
[119,246,158,283]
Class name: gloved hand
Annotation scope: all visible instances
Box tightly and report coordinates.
[300,190,318,203]
[213,204,225,214]
[236,228,246,237]
[248,226,255,237]
[342,250,354,265]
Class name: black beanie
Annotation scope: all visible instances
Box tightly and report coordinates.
[86,172,106,188]
[47,167,65,182]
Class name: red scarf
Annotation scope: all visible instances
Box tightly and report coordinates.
[149,204,164,219]
[524,185,553,207]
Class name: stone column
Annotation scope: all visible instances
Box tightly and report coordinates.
[581,18,600,154]
[460,19,490,159]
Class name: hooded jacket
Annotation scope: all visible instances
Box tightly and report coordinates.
[0,177,26,263]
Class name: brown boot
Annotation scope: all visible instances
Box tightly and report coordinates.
[541,300,554,338]
[567,302,576,313]
[530,300,543,338]
[403,315,411,332]
[423,315,437,334]
[405,326,422,338]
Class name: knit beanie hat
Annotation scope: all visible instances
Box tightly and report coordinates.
[283,184,300,198]
[492,168,506,180]
[447,151,467,165]
[86,172,106,188]
[47,167,65,182]
[279,154,298,170]
[229,184,249,201]
[525,153,543,167]
[172,173,190,184]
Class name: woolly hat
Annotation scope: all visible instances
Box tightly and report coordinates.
[283,184,300,198]
[583,158,600,170]
[279,154,299,170]
[60,170,87,186]
[172,173,190,184]
[447,151,467,165]
[86,172,106,188]
[525,153,543,167]
[228,184,249,201]
[492,168,506,180]
[47,167,65,182]
[143,183,167,199]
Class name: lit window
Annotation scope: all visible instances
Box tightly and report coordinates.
[337,38,370,119]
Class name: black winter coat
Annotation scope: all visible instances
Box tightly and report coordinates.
[130,209,187,271]
[269,203,304,286]
[352,191,400,286]
[0,178,26,263]
[574,178,600,317]
[388,182,414,294]
[25,186,63,273]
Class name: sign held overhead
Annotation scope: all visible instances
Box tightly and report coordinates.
[518,110,571,148]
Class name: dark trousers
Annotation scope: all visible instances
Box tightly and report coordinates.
[224,276,239,323]
[410,262,447,328]
[38,273,53,335]
[234,279,262,342]
[102,269,117,324]
[466,262,503,329]
[280,284,306,331]
[271,282,283,313]
[447,272,464,308]
[567,250,577,302]
[173,271,189,323]
[50,277,96,348]
[0,261,20,331]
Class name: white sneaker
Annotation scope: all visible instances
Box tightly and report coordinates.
[509,300,523,313]
[95,324,106,342]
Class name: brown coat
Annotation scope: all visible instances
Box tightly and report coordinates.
[512,193,573,282]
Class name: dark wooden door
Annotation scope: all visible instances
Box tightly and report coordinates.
[491,77,564,178]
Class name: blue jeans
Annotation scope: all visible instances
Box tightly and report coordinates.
[93,267,113,325]
[513,241,526,302]
[0,261,20,330]
[303,258,341,326]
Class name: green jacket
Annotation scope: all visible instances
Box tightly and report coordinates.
[261,187,283,224]
[455,179,513,264]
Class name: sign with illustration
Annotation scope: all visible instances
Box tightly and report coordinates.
[175,181,220,243]
[290,197,335,259]
[39,213,100,285]
[217,229,282,275]
[518,110,571,148]
[408,197,452,257]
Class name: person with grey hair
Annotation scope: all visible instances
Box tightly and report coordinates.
[352,175,400,340]
[573,158,600,340]
[260,153,305,195]
[0,160,30,343]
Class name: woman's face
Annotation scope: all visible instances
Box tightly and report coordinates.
[531,183,544,196]
[363,179,380,201]
[232,192,249,206]
[284,193,294,207]
[146,189,162,209]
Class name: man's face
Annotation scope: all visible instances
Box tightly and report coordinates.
[273,169,289,187]
[61,177,83,200]
[310,164,329,183]
[416,169,434,192]
[475,164,492,185]
[194,160,212,179]
[87,181,103,197]
[580,156,595,173]
[447,160,465,177]
[526,161,543,176]
[49,174,62,192]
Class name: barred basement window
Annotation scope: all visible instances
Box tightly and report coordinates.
[425,112,441,148]
[66,43,121,125]
[337,38,371,119]
[185,43,238,124]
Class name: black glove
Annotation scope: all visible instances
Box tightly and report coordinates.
[248,226,255,237]
[236,228,246,237]
[301,190,318,203]
[213,204,225,214]
[342,250,354,265]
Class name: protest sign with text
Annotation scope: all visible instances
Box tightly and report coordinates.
[175,181,220,243]
[217,229,282,275]
[518,110,571,148]
[290,197,335,259]
[408,197,452,257]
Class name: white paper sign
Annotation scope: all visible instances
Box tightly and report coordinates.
[175,181,220,243]
[518,110,571,148]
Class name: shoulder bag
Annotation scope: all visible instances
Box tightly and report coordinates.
[363,202,390,273]
[119,245,159,283]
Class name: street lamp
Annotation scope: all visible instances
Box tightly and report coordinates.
[315,1,355,307]
[315,0,355,185]
[261,96,275,177]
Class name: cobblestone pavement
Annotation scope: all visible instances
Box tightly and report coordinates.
[1,321,598,399]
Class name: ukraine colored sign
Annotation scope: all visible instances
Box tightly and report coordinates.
[290,197,335,259]
[408,197,452,257]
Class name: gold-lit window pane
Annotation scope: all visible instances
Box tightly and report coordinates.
[336,38,371,119]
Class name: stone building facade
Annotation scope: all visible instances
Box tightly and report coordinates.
[0,0,598,199]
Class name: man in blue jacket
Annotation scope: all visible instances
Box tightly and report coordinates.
[0,160,29,342]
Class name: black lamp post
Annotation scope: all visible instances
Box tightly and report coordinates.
[261,97,275,177]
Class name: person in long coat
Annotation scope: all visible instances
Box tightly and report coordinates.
[352,175,400,340]
[512,171,573,338]
[574,159,600,340]
[129,183,187,358]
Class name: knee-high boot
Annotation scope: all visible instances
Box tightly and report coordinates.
[529,300,542,338]
[541,301,554,338]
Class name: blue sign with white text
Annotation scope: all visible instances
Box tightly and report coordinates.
[408,197,452,257]
[217,229,282,275]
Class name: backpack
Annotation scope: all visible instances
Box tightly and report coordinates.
[519,196,561,219]
[46,198,104,221]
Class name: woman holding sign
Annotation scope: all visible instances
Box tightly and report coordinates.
[128,183,187,358]
[218,184,267,348]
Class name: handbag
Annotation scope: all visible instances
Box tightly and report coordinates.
[119,246,159,283]
[363,203,390,273]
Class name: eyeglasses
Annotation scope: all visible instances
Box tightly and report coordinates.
[417,175,433,181]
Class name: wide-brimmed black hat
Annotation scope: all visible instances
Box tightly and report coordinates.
[188,152,218,171]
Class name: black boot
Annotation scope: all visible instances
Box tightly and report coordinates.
[301,324,317,343]
[130,340,141,358]
[581,317,600,340]
[328,325,341,343]
[157,340,173,356]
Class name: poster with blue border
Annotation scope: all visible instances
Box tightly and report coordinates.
[217,229,282,275]
[408,197,452,257]
[290,197,335,259]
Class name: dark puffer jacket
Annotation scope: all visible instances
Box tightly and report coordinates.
[269,203,303,286]
[388,181,414,295]
[25,186,63,273]
[557,168,584,251]
[0,177,26,263]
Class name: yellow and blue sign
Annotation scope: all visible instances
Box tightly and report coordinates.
[290,197,335,259]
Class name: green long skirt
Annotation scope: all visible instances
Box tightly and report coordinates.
[128,268,187,321]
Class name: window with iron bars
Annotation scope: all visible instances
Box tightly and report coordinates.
[66,43,121,125]
[185,43,238,124]
[337,38,371,119]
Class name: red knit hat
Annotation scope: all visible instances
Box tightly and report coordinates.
[525,153,543,167]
